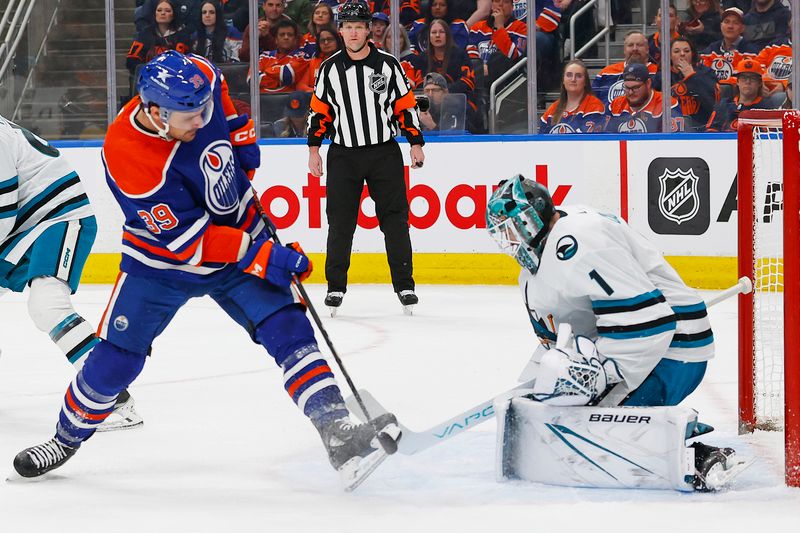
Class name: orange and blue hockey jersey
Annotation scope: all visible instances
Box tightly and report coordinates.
[700,40,759,83]
[605,90,684,133]
[101,55,266,281]
[540,94,606,133]
[254,48,309,94]
[592,61,659,105]
[467,18,528,63]
[757,37,792,86]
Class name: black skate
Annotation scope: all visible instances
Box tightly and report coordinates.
[691,441,751,491]
[317,413,400,491]
[397,290,418,315]
[13,438,77,478]
[324,291,344,317]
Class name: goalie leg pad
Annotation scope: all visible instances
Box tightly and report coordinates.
[495,397,696,491]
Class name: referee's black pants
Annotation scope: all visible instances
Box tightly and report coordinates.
[325,140,414,294]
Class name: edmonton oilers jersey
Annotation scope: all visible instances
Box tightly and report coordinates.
[519,206,714,396]
[101,55,264,281]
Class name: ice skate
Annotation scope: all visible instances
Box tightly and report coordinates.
[13,438,77,478]
[691,442,752,491]
[316,412,400,491]
[324,291,344,318]
[397,290,418,315]
[96,389,144,432]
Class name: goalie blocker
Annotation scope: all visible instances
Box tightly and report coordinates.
[496,398,748,492]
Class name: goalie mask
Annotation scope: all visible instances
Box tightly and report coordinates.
[486,175,555,274]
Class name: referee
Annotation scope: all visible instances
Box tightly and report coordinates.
[307,0,425,315]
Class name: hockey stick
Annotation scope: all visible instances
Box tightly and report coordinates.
[248,187,399,453]
[346,276,755,456]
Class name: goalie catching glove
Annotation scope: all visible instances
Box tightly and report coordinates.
[531,335,623,406]
[239,239,312,286]
[228,114,259,180]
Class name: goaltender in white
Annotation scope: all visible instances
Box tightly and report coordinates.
[485,174,749,492]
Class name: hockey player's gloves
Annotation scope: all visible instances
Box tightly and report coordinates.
[239,239,312,286]
[228,114,259,180]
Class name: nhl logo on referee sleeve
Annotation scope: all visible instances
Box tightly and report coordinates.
[647,157,710,235]
[369,73,387,94]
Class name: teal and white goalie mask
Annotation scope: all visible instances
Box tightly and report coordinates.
[486,175,555,274]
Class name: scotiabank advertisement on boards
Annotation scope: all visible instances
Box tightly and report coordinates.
[58,136,741,257]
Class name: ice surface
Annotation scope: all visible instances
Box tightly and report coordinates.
[1,284,798,531]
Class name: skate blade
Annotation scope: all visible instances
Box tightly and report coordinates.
[704,457,755,491]
[329,306,338,318]
[402,304,414,316]
[339,449,389,492]
[5,469,62,483]
[95,419,144,433]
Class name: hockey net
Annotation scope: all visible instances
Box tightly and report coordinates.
[737,110,800,486]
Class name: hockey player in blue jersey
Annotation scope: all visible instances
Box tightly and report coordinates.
[12,51,397,489]
[0,114,142,432]
[486,175,743,491]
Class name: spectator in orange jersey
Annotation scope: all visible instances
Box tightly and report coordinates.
[700,7,759,83]
[706,57,778,131]
[253,19,309,93]
[654,37,719,132]
[241,0,292,59]
[127,0,191,75]
[756,36,792,91]
[605,62,685,133]
[300,2,334,53]
[540,59,605,134]
[466,0,527,81]
[648,4,682,65]
[297,25,341,92]
[680,0,722,51]
[592,31,659,105]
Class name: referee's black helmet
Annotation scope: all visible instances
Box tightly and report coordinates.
[338,1,371,24]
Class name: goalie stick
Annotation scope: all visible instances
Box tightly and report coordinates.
[346,277,753,456]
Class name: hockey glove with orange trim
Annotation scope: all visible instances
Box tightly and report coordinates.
[239,239,311,286]
[228,114,259,180]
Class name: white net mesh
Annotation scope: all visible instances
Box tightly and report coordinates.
[751,125,785,430]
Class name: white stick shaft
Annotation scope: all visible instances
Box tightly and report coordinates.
[705,276,753,308]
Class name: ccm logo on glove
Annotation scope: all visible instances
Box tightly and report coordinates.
[238,239,312,286]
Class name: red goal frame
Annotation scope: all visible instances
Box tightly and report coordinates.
[737,109,800,487]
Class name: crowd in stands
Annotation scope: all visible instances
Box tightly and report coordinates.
[125,0,795,135]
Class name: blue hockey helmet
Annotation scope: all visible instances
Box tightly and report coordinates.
[486,175,555,274]
[136,50,213,137]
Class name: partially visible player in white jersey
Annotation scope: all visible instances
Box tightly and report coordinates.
[0,114,141,431]
[486,174,741,491]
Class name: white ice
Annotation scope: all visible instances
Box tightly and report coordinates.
[1,284,798,532]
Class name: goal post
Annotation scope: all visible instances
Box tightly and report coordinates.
[737,109,800,487]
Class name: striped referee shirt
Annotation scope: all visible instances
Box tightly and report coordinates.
[307,43,424,148]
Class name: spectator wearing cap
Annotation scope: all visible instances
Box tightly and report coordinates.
[701,7,759,84]
[371,12,390,47]
[252,18,309,93]
[300,2,335,53]
[680,0,722,52]
[592,31,659,105]
[408,0,470,54]
[743,0,790,52]
[653,37,718,132]
[418,72,477,132]
[297,25,341,92]
[604,62,685,133]
[541,59,605,134]
[706,57,778,131]
[649,4,682,65]
[273,91,311,137]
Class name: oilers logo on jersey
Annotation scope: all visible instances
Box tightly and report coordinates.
[619,118,647,133]
[766,56,792,80]
[657,168,700,225]
[201,141,239,215]
[550,123,577,134]
[607,80,626,103]
[710,58,734,81]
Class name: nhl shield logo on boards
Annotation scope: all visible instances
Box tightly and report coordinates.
[369,73,387,94]
[647,157,710,235]
[657,168,699,224]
